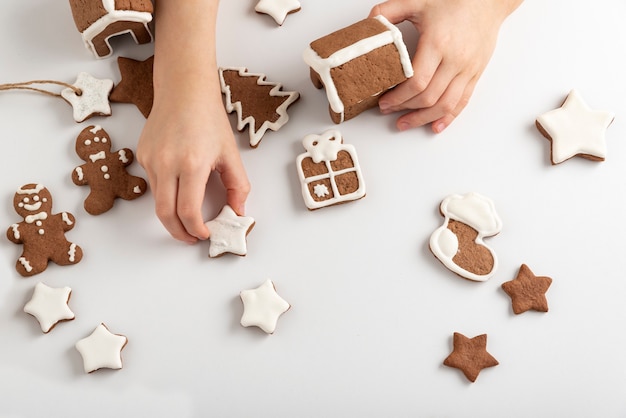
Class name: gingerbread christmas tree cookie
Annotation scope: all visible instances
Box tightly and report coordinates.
[296,130,366,210]
[219,67,300,148]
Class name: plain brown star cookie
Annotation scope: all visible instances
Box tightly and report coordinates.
[501,264,552,314]
[110,55,154,118]
[443,332,499,382]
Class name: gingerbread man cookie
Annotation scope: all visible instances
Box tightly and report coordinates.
[72,125,147,215]
[429,192,502,282]
[6,184,83,277]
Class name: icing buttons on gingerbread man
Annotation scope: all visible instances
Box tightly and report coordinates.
[6,184,83,277]
[72,125,147,215]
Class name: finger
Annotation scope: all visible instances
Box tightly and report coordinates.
[177,169,211,240]
[379,34,442,111]
[431,78,477,133]
[153,175,198,244]
[369,0,420,24]
[218,152,251,216]
[385,59,459,112]
[395,74,469,131]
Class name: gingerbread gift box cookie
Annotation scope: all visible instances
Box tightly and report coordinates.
[6,184,83,277]
[296,130,365,210]
[72,125,147,215]
[429,192,502,282]
[303,15,413,124]
[68,0,154,59]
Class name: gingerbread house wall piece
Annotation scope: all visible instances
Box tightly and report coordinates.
[302,15,413,124]
[68,0,154,59]
[296,130,366,210]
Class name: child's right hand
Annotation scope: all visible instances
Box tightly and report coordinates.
[370,0,523,133]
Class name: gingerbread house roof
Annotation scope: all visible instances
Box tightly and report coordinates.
[302,15,413,122]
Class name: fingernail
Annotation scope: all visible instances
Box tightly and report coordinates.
[379,101,390,112]
[398,122,410,131]
[433,122,446,133]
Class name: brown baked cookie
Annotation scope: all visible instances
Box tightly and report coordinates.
[303,15,413,123]
[429,193,502,282]
[109,55,154,118]
[295,129,365,210]
[218,67,300,148]
[72,125,147,215]
[501,264,552,314]
[68,0,154,58]
[6,184,83,277]
[443,332,499,383]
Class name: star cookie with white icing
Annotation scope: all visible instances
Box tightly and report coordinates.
[205,205,255,257]
[536,89,614,164]
[75,323,128,373]
[61,72,114,123]
[255,0,301,25]
[23,282,75,333]
[240,280,290,334]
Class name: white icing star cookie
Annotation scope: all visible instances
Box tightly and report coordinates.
[205,205,255,257]
[75,323,128,373]
[23,282,75,333]
[240,280,290,334]
[61,72,114,123]
[536,89,614,164]
[255,0,301,25]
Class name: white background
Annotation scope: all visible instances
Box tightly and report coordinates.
[1,0,626,417]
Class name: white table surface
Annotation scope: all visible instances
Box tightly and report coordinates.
[1,1,626,417]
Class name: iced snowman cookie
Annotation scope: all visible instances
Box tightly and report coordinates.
[72,125,147,215]
[429,193,502,282]
[6,184,83,277]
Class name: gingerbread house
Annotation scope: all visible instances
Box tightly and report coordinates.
[68,0,154,59]
[296,130,365,210]
[302,15,413,124]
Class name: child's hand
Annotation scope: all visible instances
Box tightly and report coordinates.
[370,0,522,133]
[137,89,250,244]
